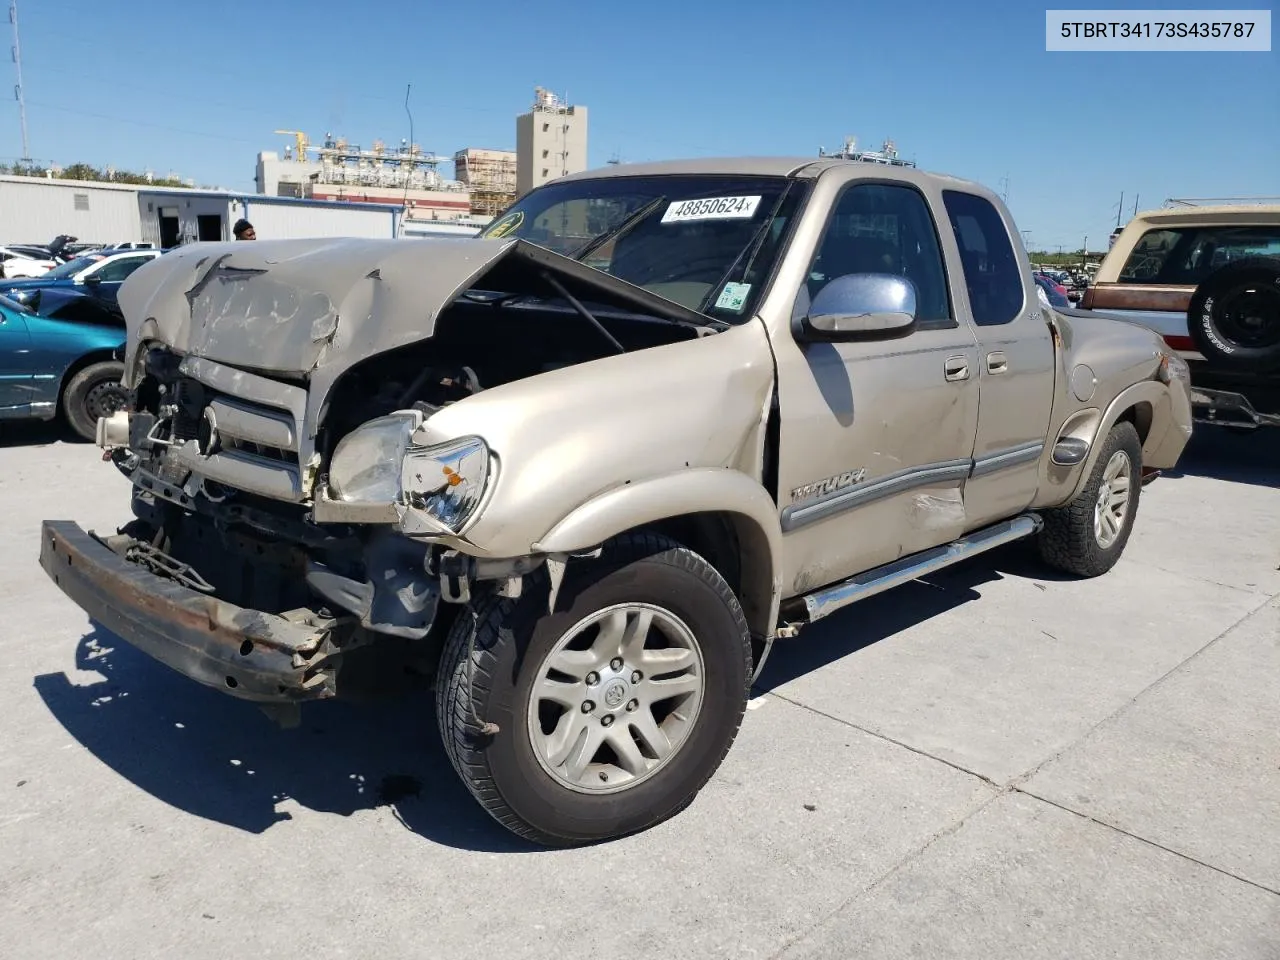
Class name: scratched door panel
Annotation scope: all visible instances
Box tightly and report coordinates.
[772,326,980,598]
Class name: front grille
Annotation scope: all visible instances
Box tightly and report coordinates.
[169,357,312,503]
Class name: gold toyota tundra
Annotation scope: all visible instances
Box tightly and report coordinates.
[40,158,1193,845]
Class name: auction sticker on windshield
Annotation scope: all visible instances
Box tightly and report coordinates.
[662,196,761,223]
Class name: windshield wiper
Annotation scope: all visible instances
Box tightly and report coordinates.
[569,195,667,263]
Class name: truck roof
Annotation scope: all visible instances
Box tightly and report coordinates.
[554,156,986,192]
[1123,204,1280,227]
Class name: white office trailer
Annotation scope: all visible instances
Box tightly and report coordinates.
[1,175,482,247]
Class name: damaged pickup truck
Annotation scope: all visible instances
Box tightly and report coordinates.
[40,158,1193,845]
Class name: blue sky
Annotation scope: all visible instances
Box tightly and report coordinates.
[2,0,1276,249]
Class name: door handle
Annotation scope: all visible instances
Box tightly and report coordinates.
[986,351,1008,374]
[944,356,969,381]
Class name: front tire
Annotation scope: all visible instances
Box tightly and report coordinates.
[61,360,127,441]
[435,532,752,846]
[1037,420,1142,577]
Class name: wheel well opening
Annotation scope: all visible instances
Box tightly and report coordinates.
[1117,401,1154,444]
[647,512,743,597]
[60,349,124,395]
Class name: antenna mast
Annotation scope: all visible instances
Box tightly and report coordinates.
[9,0,30,161]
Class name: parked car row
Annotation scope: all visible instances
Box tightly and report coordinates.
[0,235,157,279]
[0,247,163,439]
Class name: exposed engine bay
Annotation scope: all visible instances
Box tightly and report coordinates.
[99,275,708,675]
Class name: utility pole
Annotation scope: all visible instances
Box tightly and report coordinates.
[1132,193,1139,217]
[1082,236,1088,273]
[9,0,31,161]
[999,175,1010,203]
[1115,191,1125,228]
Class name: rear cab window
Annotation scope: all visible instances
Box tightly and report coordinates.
[1118,225,1280,285]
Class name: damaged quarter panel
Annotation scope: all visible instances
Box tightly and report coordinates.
[1033,307,1188,507]
[413,318,778,560]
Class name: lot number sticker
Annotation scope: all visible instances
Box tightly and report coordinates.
[662,195,761,223]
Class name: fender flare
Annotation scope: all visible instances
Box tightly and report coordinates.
[533,468,784,640]
[1068,379,1170,500]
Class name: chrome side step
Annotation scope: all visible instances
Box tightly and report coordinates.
[792,513,1043,624]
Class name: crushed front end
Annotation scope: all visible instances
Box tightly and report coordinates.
[39,344,471,707]
[37,237,708,711]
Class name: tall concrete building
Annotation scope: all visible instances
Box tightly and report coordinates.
[516,87,588,196]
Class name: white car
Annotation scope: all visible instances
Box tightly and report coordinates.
[0,246,57,279]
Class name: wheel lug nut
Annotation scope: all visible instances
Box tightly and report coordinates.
[585,672,599,686]
[610,657,623,671]
[631,670,642,683]
[625,699,638,712]
[601,714,614,727]
[581,701,595,714]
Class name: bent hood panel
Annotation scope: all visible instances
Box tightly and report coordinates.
[118,237,519,386]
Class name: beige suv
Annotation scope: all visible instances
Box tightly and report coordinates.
[41,158,1192,845]
[1083,203,1280,427]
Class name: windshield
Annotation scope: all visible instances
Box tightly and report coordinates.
[43,255,103,280]
[479,174,808,321]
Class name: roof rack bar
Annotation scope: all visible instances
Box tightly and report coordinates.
[1162,197,1280,207]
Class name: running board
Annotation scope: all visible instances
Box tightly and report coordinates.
[791,514,1043,624]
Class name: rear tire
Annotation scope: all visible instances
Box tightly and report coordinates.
[1037,420,1142,577]
[61,360,127,441]
[435,532,752,846]
[1186,257,1280,372]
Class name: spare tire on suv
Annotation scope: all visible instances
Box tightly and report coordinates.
[1186,256,1280,372]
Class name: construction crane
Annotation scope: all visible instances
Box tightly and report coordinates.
[274,129,310,160]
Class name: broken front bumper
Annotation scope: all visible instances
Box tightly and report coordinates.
[39,520,343,703]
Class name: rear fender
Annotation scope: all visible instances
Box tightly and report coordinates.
[532,468,784,640]
[1039,380,1176,506]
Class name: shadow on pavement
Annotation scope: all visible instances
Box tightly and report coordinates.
[0,420,83,449]
[1161,427,1280,488]
[755,543,1041,693]
[33,627,535,854]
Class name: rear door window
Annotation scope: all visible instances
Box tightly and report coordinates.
[942,191,1025,327]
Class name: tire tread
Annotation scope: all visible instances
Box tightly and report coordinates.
[1037,420,1142,577]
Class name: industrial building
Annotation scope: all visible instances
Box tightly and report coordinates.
[454,148,517,218]
[255,132,479,225]
[251,87,589,217]
[516,87,588,196]
[0,174,480,247]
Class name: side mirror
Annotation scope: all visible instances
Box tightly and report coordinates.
[798,273,918,342]
[84,274,102,285]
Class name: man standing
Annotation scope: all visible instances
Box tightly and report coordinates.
[233,219,256,240]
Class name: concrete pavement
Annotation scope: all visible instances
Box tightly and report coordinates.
[1,422,1277,959]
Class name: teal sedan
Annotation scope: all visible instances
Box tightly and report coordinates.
[0,293,129,440]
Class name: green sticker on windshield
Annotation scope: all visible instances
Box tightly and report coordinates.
[484,210,524,239]
[715,282,751,313]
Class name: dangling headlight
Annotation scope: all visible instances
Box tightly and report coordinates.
[327,413,491,534]
[328,413,419,505]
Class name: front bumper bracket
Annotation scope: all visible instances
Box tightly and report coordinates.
[39,520,345,702]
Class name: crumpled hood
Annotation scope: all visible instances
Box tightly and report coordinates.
[117,236,517,389]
